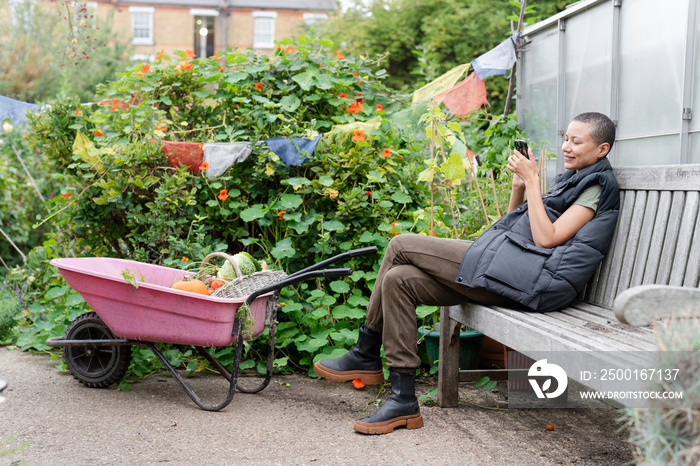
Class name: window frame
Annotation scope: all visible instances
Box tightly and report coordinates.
[252,11,278,50]
[129,6,155,46]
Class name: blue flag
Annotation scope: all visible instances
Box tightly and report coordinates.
[265,135,323,167]
[471,33,519,80]
[0,95,40,126]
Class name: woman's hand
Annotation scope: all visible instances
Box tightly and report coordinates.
[507,149,538,186]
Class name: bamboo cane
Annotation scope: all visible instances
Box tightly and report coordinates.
[472,165,489,223]
[0,255,9,272]
[0,226,26,261]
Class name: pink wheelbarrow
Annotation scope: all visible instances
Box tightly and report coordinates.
[46,247,377,411]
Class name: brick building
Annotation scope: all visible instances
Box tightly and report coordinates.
[87,0,336,60]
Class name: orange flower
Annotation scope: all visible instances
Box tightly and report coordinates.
[275,45,283,51]
[352,73,358,77]
[110,99,119,111]
[176,62,193,72]
[397,156,403,160]
[352,379,365,389]
[156,49,166,60]
[366,190,372,196]
[391,222,400,227]
[93,129,104,137]
[338,93,348,99]
[285,46,296,54]
[336,50,345,60]
[184,49,196,59]
[198,161,209,171]
[218,189,229,201]
[140,64,151,73]
[380,148,391,158]
[347,102,363,114]
[155,121,167,131]
[181,257,189,262]
[74,108,82,116]
[254,82,263,91]
[277,209,287,220]
[217,68,225,72]
[351,129,365,142]
[214,50,222,58]
[376,104,384,112]
[61,192,71,199]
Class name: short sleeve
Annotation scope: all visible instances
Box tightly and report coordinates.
[574,183,602,213]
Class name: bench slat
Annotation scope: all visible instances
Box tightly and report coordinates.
[629,190,659,288]
[656,191,686,285]
[643,191,672,284]
[600,190,637,306]
[670,191,699,286]
[684,204,700,287]
[614,164,700,190]
[559,308,656,351]
[616,190,648,294]
[519,308,656,352]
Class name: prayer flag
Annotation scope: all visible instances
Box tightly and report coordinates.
[202,142,252,177]
[265,135,323,167]
[0,95,39,126]
[471,33,519,80]
[437,72,489,118]
[412,64,470,104]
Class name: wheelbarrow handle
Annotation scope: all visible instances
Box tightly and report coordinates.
[245,267,353,305]
[286,246,377,279]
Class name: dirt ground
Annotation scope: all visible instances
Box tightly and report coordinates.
[1,348,634,465]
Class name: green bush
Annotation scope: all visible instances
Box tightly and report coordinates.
[9,33,518,382]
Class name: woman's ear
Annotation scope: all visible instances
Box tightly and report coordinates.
[597,142,611,159]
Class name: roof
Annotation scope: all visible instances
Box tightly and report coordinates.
[115,0,337,10]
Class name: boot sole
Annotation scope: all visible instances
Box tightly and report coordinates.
[313,362,384,385]
[353,413,424,434]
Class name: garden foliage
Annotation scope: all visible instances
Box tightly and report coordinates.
[3,34,520,381]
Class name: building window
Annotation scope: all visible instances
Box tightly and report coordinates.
[129,6,154,46]
[303,13,328,26]
[253,11,277,49]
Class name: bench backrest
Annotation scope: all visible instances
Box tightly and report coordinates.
[583,164,700,308]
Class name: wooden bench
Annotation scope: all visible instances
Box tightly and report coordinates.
[437,164,700,407]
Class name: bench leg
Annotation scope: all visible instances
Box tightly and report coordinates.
[437,305,461,407]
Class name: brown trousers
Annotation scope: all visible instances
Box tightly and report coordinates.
[363,234,514,370]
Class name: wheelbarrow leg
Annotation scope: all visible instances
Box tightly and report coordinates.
[145,317,246,412]
[196,292,279,394]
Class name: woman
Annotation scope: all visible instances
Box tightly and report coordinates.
[315,112,620,434]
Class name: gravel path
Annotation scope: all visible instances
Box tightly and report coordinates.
[1,348,633,465]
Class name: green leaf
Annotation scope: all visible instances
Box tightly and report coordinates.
[240,204,266,222]
[279,95,301,112]
[329,280,350,294]
[322,220,344,232]
[318,175,334,187]
[279,193,303,210]
[45,286,69,300]
[284,177,311,188]
[331,305,365,320]
[416,305,438,319]
[440,152,467,185]
[474,376,491,388]
[292,71,315,91]
[296,337,327,353]
[296,34,311,44]
[314,74,333,90]
[484,380,498,391]
[417,167,436,183]
[271,237,296,259]
[391,192,412,204]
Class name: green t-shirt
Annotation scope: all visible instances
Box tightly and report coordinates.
[574,183,602,212]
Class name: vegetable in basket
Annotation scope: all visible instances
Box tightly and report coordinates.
[217,252,261,280]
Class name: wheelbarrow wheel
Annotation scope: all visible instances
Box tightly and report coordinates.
[64,313,131,388]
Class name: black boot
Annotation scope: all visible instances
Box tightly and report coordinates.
[354,370,423,434]
[313,325,384,385]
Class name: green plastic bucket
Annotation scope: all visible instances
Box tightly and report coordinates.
[418,326,484,370]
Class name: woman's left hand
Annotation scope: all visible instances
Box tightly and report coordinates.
[507,149,539,186]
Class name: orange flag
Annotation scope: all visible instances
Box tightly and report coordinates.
[437,72,489,118]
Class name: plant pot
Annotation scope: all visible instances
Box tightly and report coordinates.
[418,325,484,370]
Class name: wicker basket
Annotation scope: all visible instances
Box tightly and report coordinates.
[201,252,287,299]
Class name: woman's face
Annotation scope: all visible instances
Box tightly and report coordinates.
[561,120,610,172]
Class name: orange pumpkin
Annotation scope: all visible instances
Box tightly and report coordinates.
[171,279,210,295]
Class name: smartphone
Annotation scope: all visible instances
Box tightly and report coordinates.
[514,139,529,159]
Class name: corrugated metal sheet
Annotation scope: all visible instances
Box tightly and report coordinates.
[115,0,336,10]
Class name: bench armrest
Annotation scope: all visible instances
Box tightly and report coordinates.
[613,284,700,326]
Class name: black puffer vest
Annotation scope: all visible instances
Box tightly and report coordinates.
[455,157,620,312]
